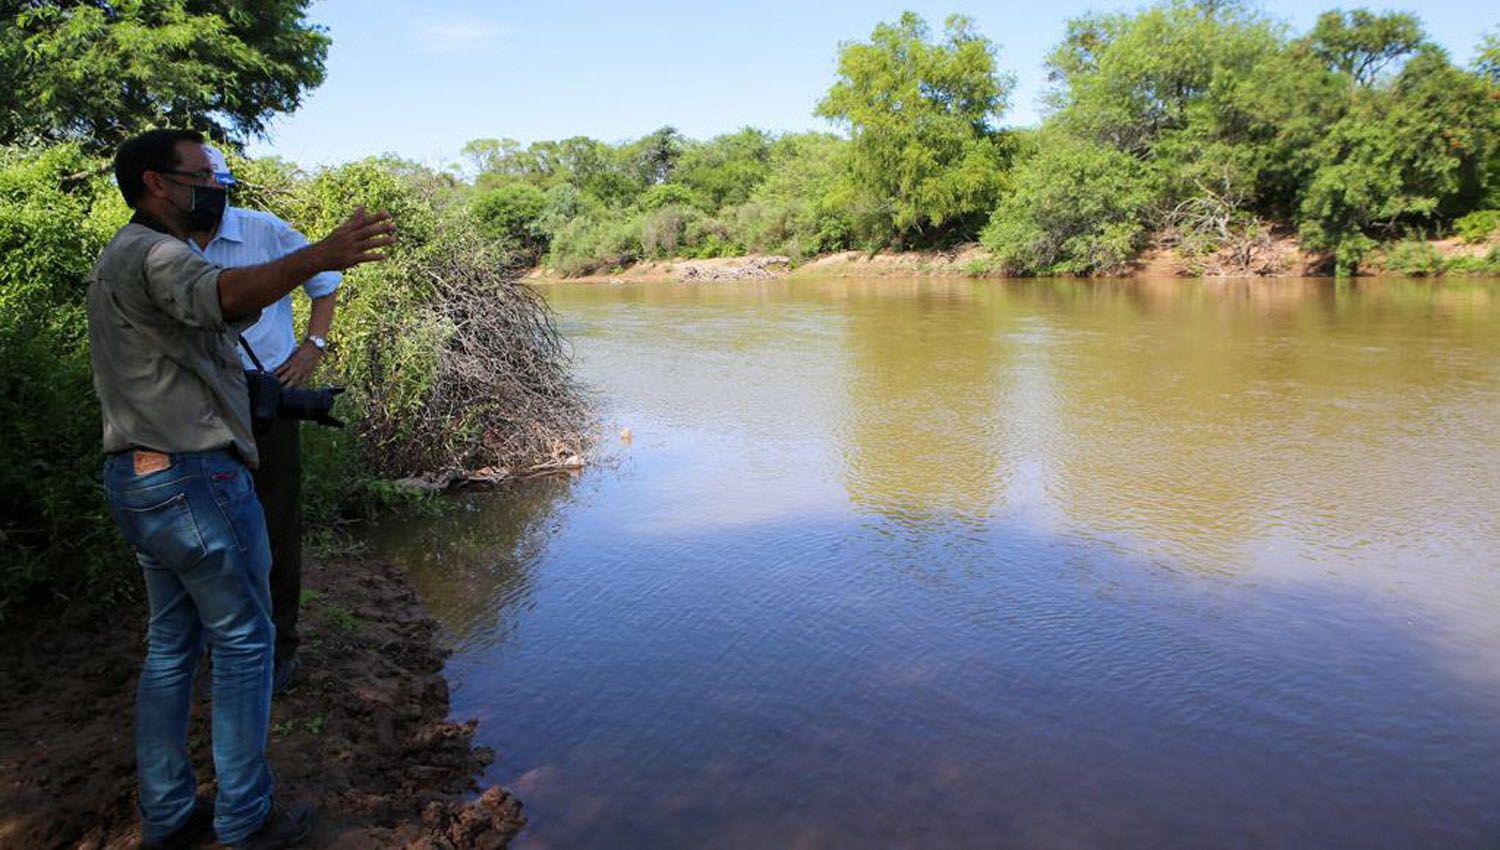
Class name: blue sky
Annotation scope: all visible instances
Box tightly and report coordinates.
[246,0,1497,169]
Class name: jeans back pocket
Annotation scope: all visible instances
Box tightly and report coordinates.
[117,492,208,567]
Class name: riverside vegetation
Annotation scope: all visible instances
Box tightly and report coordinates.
[3,0,1500,615]
[462,4,1500,278]
[0,2,590,618]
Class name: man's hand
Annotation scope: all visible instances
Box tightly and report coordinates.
[310,207,396,271]
[219,209,393,321]
[275,341,323,387]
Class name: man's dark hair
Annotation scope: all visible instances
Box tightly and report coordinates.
[113,129,205,207]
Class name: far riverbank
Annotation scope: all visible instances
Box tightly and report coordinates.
[525,234,1500,284]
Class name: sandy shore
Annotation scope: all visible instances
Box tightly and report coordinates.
[524,234,1498,284]
[0,556,523,849]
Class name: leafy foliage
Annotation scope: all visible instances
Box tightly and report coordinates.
[675,128,772,209]
[452,5,1496,277]
[981,134,1159,275]
[816,13,1014,244]
[727,132,851,259]
[0,148,589,618]
[474,183,549,260]
[1455,209,1500,243]
[2,1,329,147]
[0,145,129,611]
[990,1,1500,275]
[0,146,132,611]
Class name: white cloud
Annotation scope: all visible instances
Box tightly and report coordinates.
[413,19,502,53]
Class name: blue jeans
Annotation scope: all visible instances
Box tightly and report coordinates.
[103,449,275,844]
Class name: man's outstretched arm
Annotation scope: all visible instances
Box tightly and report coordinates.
[219,208,394,321]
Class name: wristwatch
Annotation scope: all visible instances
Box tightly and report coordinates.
[305,334,328,352]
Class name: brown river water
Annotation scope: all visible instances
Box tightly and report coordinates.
[371,277,1500,849]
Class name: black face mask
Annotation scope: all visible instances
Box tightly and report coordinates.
[185,184,227,230]
[167,180,228,231]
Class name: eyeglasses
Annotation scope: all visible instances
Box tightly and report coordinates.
[158,168,217,183]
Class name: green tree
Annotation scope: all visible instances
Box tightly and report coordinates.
[727,132,852,257]
[473,182,549,260]
[1305,9,1424,87]
[1473,30,1500,206]
[1285,13,1499,270]
[981,133,1160,275]
[466,135,641,205]
[2,1,330,147]
[816,12,1014,245]
[628,126,685,187]
[1035,2,1500,273]
[1045,1,1282,161]
[1295,48,1498,270]
[0,144,129,611]
[674,128,772,209]
[462,138,528,178]
[1016,2,1284,268]
[637,183,703,211]
[535,183,594,237]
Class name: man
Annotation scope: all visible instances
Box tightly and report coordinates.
[87,129,393,850]
[191,144,339,694]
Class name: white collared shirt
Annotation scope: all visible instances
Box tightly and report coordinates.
[190,206,341,370]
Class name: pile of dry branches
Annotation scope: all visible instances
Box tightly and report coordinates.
[355,231,592,480]
[1159,180,1278,275]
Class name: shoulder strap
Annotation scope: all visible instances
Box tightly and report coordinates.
[238,335,267,371]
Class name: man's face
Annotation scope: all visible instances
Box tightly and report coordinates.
[168,141,219,187]
[148,142,224,232]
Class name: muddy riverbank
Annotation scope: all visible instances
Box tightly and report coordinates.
[525,234,1499,283]
[0,556,523,849]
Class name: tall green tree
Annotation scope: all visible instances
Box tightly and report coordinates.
[1289,14,1499,269]
[675,128,772,209]
[1304,9,1424,87]
[628,126,685,187]
[1045,0,1282,158]
[2,0,330,147]
[466,135,641,205]
[1013,1,1499,273]
[816,12,1014,245]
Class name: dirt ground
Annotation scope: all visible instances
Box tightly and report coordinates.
[0,557,524,849]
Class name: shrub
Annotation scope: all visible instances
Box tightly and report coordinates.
[637,183,704,211]
[724,133,852,260]
[960,257,1000,277]
[339,225,590,478]
[0,145,591,618]
[0,145,130,614]
[1444,247,1500,275]
[546,211,643,276]
[684,217,736,258]
[980,136,1160,275]
[1381,239,1445,276]
[472,182,549,260]
[279,163,591,480]
[535,183,592,240]
[1454,210,1499,244]
[224,151,304,223]
[640,204,697,258]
